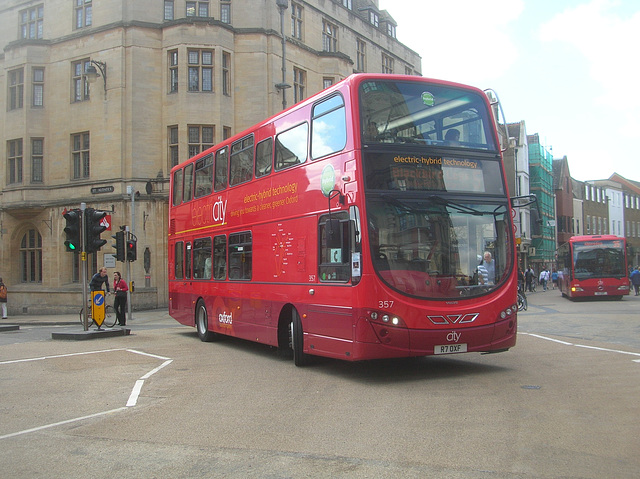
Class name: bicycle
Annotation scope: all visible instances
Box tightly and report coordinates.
[517,284,528,311]
[79,295,116,328]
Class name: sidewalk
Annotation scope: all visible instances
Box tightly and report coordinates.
[0,308,172,327]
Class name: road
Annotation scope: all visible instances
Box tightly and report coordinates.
[0,292,638,478]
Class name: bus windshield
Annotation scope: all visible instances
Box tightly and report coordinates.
[359,80,496,150]
[367,195,511,299]
[573,240,626,279]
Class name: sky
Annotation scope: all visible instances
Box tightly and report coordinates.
[377,0,640,182]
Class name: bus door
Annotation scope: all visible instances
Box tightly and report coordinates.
[171,241,194,323]
[304,213,356,349]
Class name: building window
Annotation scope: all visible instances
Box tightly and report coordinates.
[169,50,178,93]
[9,68,24,110]
[387,23,396,38]
[342,0,352,9]
[369,11,379,27]
[356,39,366,72]
[169,126,179,168]
[291,3,303,40]
[164,0,174,20]
[323,78,334,89]
[293,67,305,103]
[223,126,232,140]
[382,53,394,74]
[75,0,92,29]
[72,132,90,179]
[222,51,231,96]
[188,50,213,92]
[322,20,338,52]
[32,68,44,107]
[220,0,231,23]
[31,138,43,183]
[20,5,44,39]
[72,60,90,102]
[20,229,43,283]
[186,1,209,17]
[8,139,23,184]
[188,125,214,158]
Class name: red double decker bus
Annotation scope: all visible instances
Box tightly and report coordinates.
[557,235,629,299]
[169,74,518,365]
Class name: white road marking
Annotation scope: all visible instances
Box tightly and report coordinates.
[0,349,173,439]
[520,332,640,361]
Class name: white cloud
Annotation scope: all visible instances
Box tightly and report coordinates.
[379,0,525,84]
[539,0,640,111]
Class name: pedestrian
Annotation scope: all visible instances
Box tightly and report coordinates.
[113,271,129,326]
[539,268,550,291]
[525,267,535,292]
[0,277,7,319]
[89,266,111,293]
[551,270,558,289]
[630,266,640,296]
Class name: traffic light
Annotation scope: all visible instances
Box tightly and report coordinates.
[63,209,82,253]
[126,236,137,261]
[112,230,126,262]
[85,208,108,254]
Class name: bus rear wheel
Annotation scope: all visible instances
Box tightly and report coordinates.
[195,300,217,342]
[290,309,309,367]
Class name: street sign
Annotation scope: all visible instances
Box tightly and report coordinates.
[92,291,106,327]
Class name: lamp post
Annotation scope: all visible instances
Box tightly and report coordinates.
[86,60,107,99]
[275,0,290,110]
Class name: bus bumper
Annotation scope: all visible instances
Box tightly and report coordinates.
[351,315,517,360]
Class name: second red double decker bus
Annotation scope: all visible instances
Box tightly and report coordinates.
[557,235,629,299]
[169,74,518,365]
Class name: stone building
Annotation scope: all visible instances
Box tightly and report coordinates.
[0,0,421,314]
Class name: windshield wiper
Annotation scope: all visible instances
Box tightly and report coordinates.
[425,196,485,216]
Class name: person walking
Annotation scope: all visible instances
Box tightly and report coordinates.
[0,277,7,319]
[113,271,129,326]
[539,268,550,291]
[630,266,640,296]
[525,267,535,292]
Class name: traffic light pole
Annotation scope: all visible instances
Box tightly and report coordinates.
[127,185,136,323]
[80,203,89,331]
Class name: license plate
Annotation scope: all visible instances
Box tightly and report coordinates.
[434,343,467,355]
[594,292,608,295]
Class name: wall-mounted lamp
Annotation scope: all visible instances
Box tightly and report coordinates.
[86,60,108,99]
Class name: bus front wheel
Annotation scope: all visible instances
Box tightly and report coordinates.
[195,300,217,342]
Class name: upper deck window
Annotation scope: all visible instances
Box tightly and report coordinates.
[311,94,346,159]
[275,123,308,171]
[194,154,213,198]
[359,80,496,151]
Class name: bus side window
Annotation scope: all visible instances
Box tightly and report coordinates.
[172,169,183,206]
[229,232,252,280]
[193,237,212,279]
[275,123,308,170]
[183,163,194,202]
[215,147,228,191]
[214,235,227,280]
[319,214,350,282]
[174,241,184,279]
[185,242,192,280]
[194,154,213,198]
[255,138,273,178]
[230,135,254,186]
[311,94,346,159]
